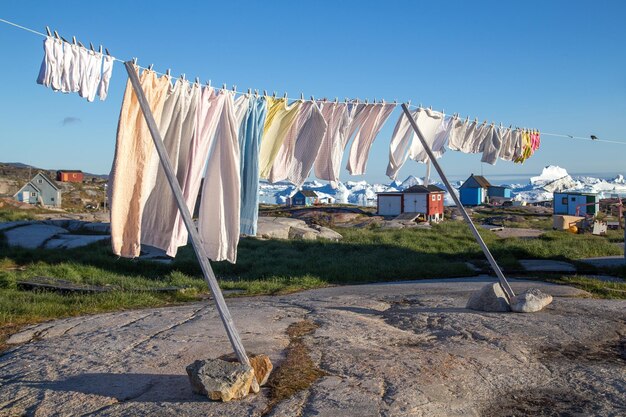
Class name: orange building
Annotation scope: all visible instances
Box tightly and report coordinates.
[56,170,84,183]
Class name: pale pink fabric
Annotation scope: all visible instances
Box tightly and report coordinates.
[314,101,348,185]
[198,91,241,262]
[109,68,170,258]
[347,102,396,175]
[170,86,225,255]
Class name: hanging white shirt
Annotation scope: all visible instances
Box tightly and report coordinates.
[408,108,445,163]
[386,108,418,180]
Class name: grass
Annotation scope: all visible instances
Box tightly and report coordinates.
[0,207,37,222]
[264,320,325,413]
[548,275,626,299]
[0,218,623,348]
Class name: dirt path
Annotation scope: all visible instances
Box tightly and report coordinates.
[1,278,624,416]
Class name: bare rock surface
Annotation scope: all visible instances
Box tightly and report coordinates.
[186,359,255,402]
[519,259,577,273]
[256,217,343,241]
[2,223,69,248]
[510,288,553,313]
[1,278,625,416]
[466,283,511,312]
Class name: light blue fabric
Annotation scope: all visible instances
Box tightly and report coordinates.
[239,96,267,236]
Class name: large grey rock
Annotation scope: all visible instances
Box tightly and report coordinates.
[519,259,576,273]
[0,221,30,232]
[44,234,110,249]
[256,217,291,240]
[466,283,511,312]
[81,222,111,234]
[3,224,69,249]
[288,226,319,240]
[510,288,553,313]
[314,226,343,241]
[186,359,255,402]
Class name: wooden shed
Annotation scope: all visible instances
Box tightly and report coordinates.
[553,192,599,216]
[459,174,491,206]
[290,190,319,207]
[56,170,84,183]
[377,185,445,222]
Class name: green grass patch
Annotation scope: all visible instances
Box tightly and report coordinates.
[548,276,626,299]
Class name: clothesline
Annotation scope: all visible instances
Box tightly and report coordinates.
[2,17,625,146]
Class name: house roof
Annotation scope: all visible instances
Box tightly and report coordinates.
[403,185,446,194]
[33,172,60,190]
[298,190,318,197]
[460,174,491,189]
[57,169,83,173]
[14,181,41,196]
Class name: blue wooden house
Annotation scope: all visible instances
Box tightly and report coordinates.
[290,190,319,207]
[459,174,491,206]
[13,172,62,207]
[488,186,512,199]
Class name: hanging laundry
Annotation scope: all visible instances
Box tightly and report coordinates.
[269,100,328,186]
[36,36,56,87]
[386,107,419,180]
[109,68,170,258]
[239,95,267,236]
[60,41,74,93]
[170,86,226,255]
[86,50,103,102]
[97,54,114,100]
[408,108,445,163]
[346,102,396,175]
[198,90,241,263]
[497,128,515,161]
[314,101,349,186]
[141,78,196,253]
[50,38,63,91]
[68,42,82,93]
[234,94,251,126]
[469,121,490,154]
[285,101,328,187]
[259,97,302,179]
[447,116,470,152]
[480,124,503,165]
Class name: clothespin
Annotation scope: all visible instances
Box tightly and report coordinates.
[181,74,186,81]
[222,83,227,91]
[407,100,411,107]
[365,98,369,104]
[53,30,60,40]
[195,77,201,85]
[72,36,77,45]
[166,69,171,77]
[105,48,111,56]
[45,26,52,36]
[393,100,397,104]
[248,88,252,95]
[272,91,277,98]
[232,85,237,92]
[300,92,304,101]
[78,41,85,48]
[89,42,95,52]
[255,89,259,97]
[206,80,211,87]
[148,64,154,71]
[283,92,288,100]
[311,95,315,101]
[263,90,268,97]
[99,45,103,54]
[334,97,338,103]
[132,57,138,65]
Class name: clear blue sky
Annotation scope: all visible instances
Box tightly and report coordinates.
[1,0,625,183]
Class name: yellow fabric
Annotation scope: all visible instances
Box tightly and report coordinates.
[259,97,302,179]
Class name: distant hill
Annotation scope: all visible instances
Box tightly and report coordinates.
[0,162,108,180]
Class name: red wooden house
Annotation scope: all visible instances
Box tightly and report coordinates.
[377,185,445,222]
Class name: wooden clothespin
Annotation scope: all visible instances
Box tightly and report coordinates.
[72,36,77,45]
[311,95,315,102]
[300,92,304,101]
[105,48,111,56]
[45,26,52,36]
[166,69,171,77]
[195,77,201,85]
[247,88,252,95]
[283,92,288,100]
[78,41,85,49]
[98,45,103,54]
[255,89,259,97]
[272,91,277,98]
[206,80,212,87]
[334,97,338,103]
[181,74,186,81]
[132,57,138,65]
[148,64,154,71]
[263,90,268,97]
[222,83,227,91]
[89,42,95,52]
[53,30,60,40]
[232,85,237,93]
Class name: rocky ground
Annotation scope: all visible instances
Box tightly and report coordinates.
[1,278,624,416]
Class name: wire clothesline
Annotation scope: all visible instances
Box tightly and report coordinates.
[2,17,625,147]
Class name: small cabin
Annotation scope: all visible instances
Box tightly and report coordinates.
[56,170,84,183]
[377,185,445,222]
[488,185,512,199]
[13,172,62,207]
[290,190,319,207]
[553,192,599,216]
[459,174,491,206]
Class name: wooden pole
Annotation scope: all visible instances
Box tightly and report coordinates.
[123,62,258,390]
[400,104,515,300]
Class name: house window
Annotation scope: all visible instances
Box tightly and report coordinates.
[562,197,567,204]
[31,192,36,197]
[437,194,442,201]
[50,197,54,201]
[431,195,436,201]
[37,179,43,184]
[571,197,576,202]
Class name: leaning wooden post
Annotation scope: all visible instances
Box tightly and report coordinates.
[123,62,257,389]
[400,104,515,300]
